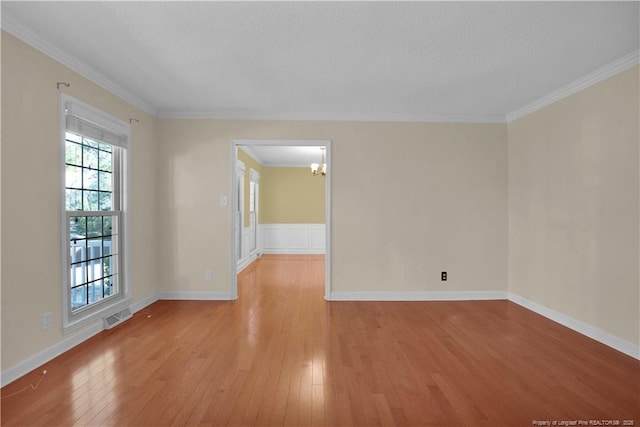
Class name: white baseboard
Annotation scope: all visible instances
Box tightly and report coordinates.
[237,253,258,273]
[1,322,103,387]
[5,289,636,388]
[329,290,639,360]
[1,293,160,387]
[157,291,233,300]
[261,248,326,255]
[508,292,639,360]
[0,289,233,387]
[130,293,159,313]
[328,291,508,301]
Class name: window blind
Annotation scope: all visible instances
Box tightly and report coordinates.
[65,101,129,148]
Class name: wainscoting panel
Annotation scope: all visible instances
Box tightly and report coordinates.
[260,224,326,254]
[288,228,309,249]
[310,227,326,250]
[242,227,251,260]
[237,226,258,272]
[264,227,286,250]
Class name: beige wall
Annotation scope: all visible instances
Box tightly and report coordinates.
[157,119,509,294]
[260,167,325,224]
[237,148,263,227]
[1,32,159,370]
[508,66,640,346]
[4,25,636,379]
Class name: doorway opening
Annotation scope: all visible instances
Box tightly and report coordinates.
[230,139,332,300]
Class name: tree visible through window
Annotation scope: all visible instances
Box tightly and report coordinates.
[65,131,121,312]
[61,94,130,332]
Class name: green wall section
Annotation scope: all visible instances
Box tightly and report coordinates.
[237,148,263,227]
[260,167,326,224]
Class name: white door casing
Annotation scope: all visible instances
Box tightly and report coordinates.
[230,140,332,300]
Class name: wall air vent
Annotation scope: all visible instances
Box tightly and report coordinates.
[103,308,132,330]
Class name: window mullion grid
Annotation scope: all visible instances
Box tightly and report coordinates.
[62,96,130,328]
[67,210,118,313]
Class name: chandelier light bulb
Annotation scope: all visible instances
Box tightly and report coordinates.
[310,147,327,177]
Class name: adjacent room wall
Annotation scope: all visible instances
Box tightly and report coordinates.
[508,65,640,347]
[258,166,327,255]
[1,32,159,372]
[260,167,325,224]
[156,119,509,295]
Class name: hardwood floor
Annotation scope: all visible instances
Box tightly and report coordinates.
[2,254,639,426]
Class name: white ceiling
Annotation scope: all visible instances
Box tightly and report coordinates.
[1,1,638,123]
[241,145,326,167]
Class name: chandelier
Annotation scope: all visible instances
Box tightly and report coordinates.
[310,147,327,177]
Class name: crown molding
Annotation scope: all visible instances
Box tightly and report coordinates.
[506,50,639,123]
[3,9,635,125]
[158,109,507,124]
[1,13,158,117]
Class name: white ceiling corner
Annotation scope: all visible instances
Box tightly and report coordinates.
[1,2,638,123]
[507,49,640,123]
[0,11,158,117]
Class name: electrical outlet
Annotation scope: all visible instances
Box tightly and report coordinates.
[205,270,213,280]
[42,312,52,330]
[441,272,447,281]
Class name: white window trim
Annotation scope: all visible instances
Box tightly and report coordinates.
[249,168,260,254]
[59,93,132,334]
[235,160,245,263]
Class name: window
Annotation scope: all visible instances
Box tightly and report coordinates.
[66,132,120,310]
[61,94,130,331]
